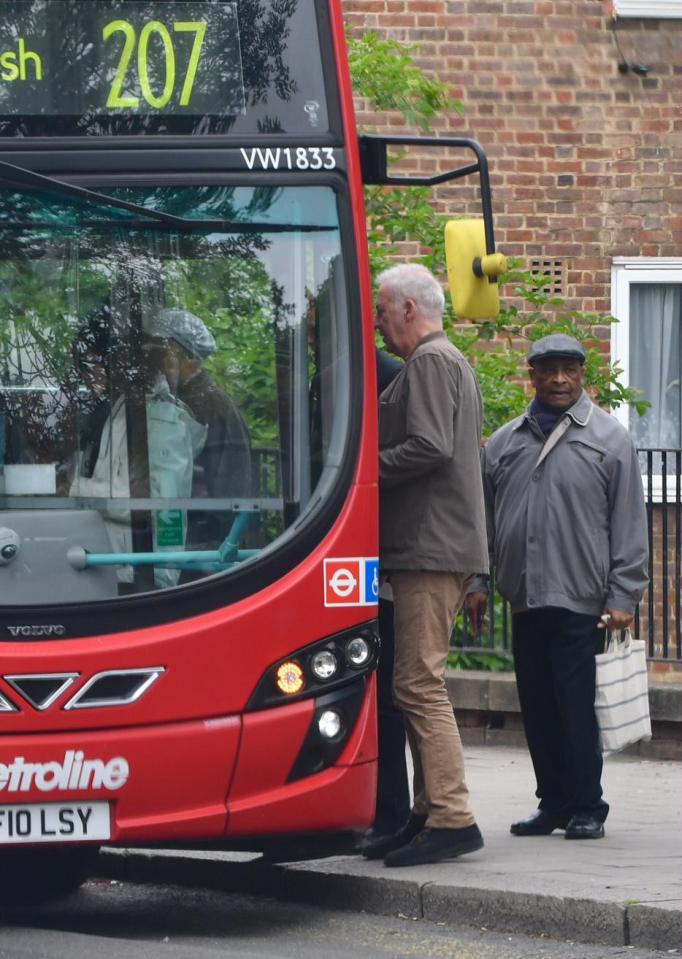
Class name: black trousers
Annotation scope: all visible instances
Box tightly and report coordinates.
[512,607,609,822]
[374,598,410,834]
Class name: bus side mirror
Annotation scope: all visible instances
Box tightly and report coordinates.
[445,219,507,320]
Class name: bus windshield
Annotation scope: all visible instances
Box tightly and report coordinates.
[0,0,332,137]
[0,182,351,603]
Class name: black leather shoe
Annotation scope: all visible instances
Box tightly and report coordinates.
[384,823,484,868]
[355,824,401,855]
[565,814,605,839]
[510,809,567,836]
[360,814,427,860]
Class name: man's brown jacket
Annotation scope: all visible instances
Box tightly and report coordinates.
[378,331,489,574]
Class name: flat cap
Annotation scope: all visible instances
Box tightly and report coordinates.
[145,308,216,359]
[528,333,586,365]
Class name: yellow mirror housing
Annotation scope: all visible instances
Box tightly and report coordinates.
[445,219,507,320]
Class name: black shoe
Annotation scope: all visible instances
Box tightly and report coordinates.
[384,824,484,868]
[360,814,427,860]
[510,809,567,836]
[355,824,400,855]
[565,814,605,839]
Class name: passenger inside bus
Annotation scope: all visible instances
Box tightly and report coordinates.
[69,307,116,485]
[68,308,208,590]
[142,308,252,555]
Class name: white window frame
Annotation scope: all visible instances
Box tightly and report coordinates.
[611,257,682,501]
[614,0,682,17]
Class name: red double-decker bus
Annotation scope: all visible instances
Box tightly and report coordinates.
[0,0,502,900]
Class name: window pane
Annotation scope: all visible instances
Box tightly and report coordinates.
[0,185,350,603]
[629,283,681,451]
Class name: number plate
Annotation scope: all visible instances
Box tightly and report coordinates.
[0,802,110,844]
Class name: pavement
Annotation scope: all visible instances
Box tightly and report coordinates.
[97,746,682,953]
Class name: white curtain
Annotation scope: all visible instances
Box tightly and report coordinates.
[629,283,681,450]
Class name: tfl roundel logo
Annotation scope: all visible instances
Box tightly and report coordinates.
[324,558,379,607]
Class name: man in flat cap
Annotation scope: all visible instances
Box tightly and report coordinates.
[144,309,251,553]
[466,334,648,840]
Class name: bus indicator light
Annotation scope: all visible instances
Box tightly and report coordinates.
[275,662,304,696]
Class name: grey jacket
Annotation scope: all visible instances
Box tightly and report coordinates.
[378,331,489,574]
[480,390,648,615]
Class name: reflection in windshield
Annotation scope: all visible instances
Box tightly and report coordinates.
[0,185,349,602]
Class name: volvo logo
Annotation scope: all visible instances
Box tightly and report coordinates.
[6,625,66,637]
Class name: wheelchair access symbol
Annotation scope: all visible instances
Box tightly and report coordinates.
[324,558,379,607]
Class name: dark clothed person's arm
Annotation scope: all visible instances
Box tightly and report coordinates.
[376,347,403,394]
[202,404,252,499]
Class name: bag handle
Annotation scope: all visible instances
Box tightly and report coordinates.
[534,416,571,468]
[602,621,633,655]
[534,403,595,469]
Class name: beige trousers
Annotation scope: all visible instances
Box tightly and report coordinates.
[390,570,475,829]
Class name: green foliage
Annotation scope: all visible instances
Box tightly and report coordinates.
[347,30,461,277]
[0,260,109,386]
[449,590,515,671]
[364,185,446,278]
[472,347,528,437]
[447,649,514,672]
[347,31,649,436]
[469,265,650,432]
[163,254,281,447]
[452,590,511,652]
[347,32,463,132]
[347,29,458,281]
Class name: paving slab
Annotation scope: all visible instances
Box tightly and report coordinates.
[98,746,682,952]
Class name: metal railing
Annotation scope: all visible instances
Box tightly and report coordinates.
[638,449,681,662]
[454,448,682,663]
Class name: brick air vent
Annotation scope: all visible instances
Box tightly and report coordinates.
[530,259,564,296]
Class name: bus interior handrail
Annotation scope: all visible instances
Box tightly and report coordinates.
[67,509,260,571]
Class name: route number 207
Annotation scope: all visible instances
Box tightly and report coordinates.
[103,19,206,109]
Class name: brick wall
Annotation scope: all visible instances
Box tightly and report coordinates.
[343,0,682,316]
[343,1,682,665]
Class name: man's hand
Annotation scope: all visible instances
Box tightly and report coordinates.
[598,608,634,631]
[464,591,488,636]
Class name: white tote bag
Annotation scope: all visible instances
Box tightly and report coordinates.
[594,629,652,757]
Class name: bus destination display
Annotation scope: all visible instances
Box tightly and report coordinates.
[0,1,245,116]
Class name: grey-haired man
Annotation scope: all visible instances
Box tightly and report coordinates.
[466,334,648,840]
[365,264,488,867]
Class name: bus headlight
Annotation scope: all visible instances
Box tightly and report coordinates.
[345,636,370,668]
[318,709,343,739]
[247,623,379,711]
[287,683,365,782]
[310,649,338,681]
